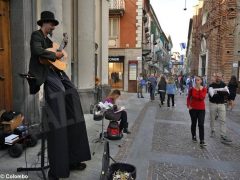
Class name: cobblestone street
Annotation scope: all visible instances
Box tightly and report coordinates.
[116,93,240,180]
[0,93,240,180]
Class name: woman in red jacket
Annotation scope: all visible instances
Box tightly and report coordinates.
[187,76,207,147]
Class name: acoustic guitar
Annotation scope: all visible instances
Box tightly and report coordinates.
[39,33,68,71]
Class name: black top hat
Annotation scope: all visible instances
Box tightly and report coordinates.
[37,11,59,26]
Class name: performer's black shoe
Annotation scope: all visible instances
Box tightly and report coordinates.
[123,128,131,134]
[48,170,59,180]
[70,162,87,171]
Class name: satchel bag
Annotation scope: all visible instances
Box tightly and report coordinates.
[104,109,121,121]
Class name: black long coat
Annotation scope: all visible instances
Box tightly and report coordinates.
[29,29,91,178]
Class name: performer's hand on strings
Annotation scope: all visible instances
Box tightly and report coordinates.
[56,51,64,59]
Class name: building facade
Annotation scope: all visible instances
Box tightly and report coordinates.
[185,18,193,75]
[0,0,110,124]
[187,0,240,85]
[142,2,172,76]
[108,0,142,92]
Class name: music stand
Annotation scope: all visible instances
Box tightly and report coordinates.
[16,73,49,180]
[92,105,106,155]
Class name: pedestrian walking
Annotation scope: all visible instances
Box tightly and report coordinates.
[137,73,145,98]
[166,76,176,107]
[202,75,207,87]
[158,75,167,105]
[178,75,185,95]
[186,76,192,95]
[208,72,232,144]
[227,75,238,110]
[148,74,157,101]
[187,76,207,147]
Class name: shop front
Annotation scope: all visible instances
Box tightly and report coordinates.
[108,56,124,89]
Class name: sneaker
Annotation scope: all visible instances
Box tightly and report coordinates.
[221,136,232,143]
[210,130,215,137]
[200,141,207,147]
[192,137,197,143]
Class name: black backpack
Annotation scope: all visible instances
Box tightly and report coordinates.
[0,111,16,122]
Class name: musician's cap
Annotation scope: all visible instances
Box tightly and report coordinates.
[37,11,59,26]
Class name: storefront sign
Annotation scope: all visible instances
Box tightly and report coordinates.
[108,56,124,63]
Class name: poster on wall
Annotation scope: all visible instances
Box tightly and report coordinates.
[129,63,137,80]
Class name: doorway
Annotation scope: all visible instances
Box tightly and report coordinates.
[0,0,12,110]
[108,62,124,89]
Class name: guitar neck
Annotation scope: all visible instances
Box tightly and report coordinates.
[58,41,65,51]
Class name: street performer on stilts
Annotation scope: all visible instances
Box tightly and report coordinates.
[28,11,91,180]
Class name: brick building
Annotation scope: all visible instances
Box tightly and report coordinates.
[108,0,172,92]
[186,0,240,85]
[108,0,142,92]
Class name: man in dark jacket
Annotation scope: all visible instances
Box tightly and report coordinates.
[28,11,91,180]
[208,72,232,144]
[148,74,157,101]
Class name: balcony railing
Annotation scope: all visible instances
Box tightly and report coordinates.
[109,0,125,16]
[142,44,151,56]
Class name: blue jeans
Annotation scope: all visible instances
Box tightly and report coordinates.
[149,86,155,100]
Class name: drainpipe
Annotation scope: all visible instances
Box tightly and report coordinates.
[100,0,103,82]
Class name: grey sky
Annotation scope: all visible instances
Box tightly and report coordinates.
[150,0,199,52]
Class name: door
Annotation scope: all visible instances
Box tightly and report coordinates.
[108,62,124,89]
[0,0,12,111]
[128,61,138,92]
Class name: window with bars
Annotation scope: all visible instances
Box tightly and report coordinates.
[201,55,206,76]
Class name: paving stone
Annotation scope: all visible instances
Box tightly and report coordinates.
[152,122,240,162]
[147,161,240,180]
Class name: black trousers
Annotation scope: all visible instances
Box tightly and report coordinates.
[43,68,91,178]
[189,109,205,141]
[167,94,175,107]
[159,92,166,104]
[119,110,128,130]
